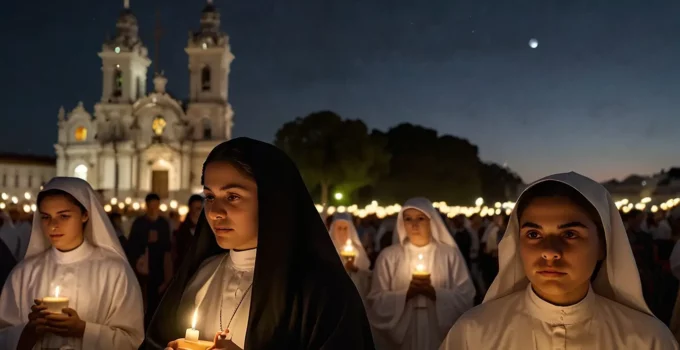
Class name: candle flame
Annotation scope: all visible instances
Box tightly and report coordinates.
[418,253,424,261]
[191,308,198,329]
[416,263,425,272]
[343,239,354,253]
[54,286,60,298]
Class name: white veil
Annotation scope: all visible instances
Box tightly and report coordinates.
[483,172,653,316]
[394,197,456,247]
[329,212,371,271]
[24,177,126,261]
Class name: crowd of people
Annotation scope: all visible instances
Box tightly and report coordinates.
[0,137,679,349]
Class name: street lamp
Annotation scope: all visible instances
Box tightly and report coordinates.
[334,192,343,200]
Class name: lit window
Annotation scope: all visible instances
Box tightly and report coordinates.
[74,165,88,181]
[74,126,87,142]
[152,116,167,136]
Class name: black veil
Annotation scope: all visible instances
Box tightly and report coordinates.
[144,138,374,349]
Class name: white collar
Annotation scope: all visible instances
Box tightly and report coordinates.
[525,283,595,325]
[405,241,435,254]
[50,240,95,264]
[229,248,257,271]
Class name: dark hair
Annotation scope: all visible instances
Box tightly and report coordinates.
[188,194,204,206]
[201,146,255,185]
[517,181,605,238]
[517,181,606,280]
[145,193,161,203]
[38,189,87,214]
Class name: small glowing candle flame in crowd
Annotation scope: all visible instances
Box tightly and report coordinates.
[412,253,430,277]
[43,285,69,313]
[54,285,60,298]
[191,308,197,329]
[341,239,356,257]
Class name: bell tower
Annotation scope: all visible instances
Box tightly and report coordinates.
[185,0,234,141]
[98,0,151,103]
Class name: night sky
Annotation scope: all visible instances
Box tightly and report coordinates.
[2,0,679,183]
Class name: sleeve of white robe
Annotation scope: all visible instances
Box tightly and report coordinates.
[0,265,28,350]
[671,241,680,280]
[81,262,144,350]
[367,249,408,333]
[434,249,475,337]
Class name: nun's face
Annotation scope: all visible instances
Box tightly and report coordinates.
[403,208,431,247]
[333,220,351,243]
[518,197,605,305]
[39,194,89,252]
[203,161,259,250]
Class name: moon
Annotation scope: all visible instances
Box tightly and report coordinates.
[529,38,539,49]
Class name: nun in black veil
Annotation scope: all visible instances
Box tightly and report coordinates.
[144,138,375,350]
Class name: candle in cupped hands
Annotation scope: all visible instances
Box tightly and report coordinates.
[42,285,69,314]
[412,254,430,279]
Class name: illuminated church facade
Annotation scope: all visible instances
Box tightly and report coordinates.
[55,0,233,200]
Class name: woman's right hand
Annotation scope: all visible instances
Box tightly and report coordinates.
[27,299,49,335]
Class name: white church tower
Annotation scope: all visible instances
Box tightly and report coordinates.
[185,0,235,141]
[55,0,233,202]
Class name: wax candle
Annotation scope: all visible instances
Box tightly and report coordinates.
[185,308,199,341]
[42,286,69,314]
[412,254,430,278]
[340,239,356,257]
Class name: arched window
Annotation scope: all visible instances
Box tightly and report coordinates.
[201,66,211,91]
[113,68,123,97]
[136,76,142,99]
[203,118,212,139]
[74,126,87,142]
[152,116,167,136]
[74,164,88,181]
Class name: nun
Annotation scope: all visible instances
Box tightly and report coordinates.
[368,197,475,350]
[144,137,375,349]
[329,213,372,298]
[440,172,678,349]
[0,177,144,350]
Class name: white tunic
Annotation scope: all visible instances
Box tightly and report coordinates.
[0,240,144,350]
[441,283,678,350]
[368,242,475,350]
[182,248,256,349]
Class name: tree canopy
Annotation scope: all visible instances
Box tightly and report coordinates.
[275,113,523,205]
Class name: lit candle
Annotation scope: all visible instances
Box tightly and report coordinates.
[412,254,430,278]
[42,286,70,314]
[340,239,356,257]
[185,308,200,342]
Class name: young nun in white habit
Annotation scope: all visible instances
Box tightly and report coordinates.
[0,177,144,350]
[145,137,374,350]
[368,197,475,350]
[329,213,372,298]
[440,172,678,350]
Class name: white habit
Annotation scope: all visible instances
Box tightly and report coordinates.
[0,177,144,350]
[329,213,372,298]
[368,197,475,350]
[440,172,678,350]
[182,248,256,349]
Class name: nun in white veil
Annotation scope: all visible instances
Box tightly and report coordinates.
[329,213,372,298]
[0,177,144,350]
[440,172,678,350]
[368,197,474,350]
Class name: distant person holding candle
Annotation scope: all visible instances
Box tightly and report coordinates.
[329,213,372,298]
[439,172,678,349]
[0,177,144,350]
[367,197,475,350]
[144,138,375,350]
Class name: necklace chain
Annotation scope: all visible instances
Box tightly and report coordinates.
[219,276,253,332]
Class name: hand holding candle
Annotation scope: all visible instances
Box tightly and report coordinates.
[340,239,357,264]
[42,286,69,314]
